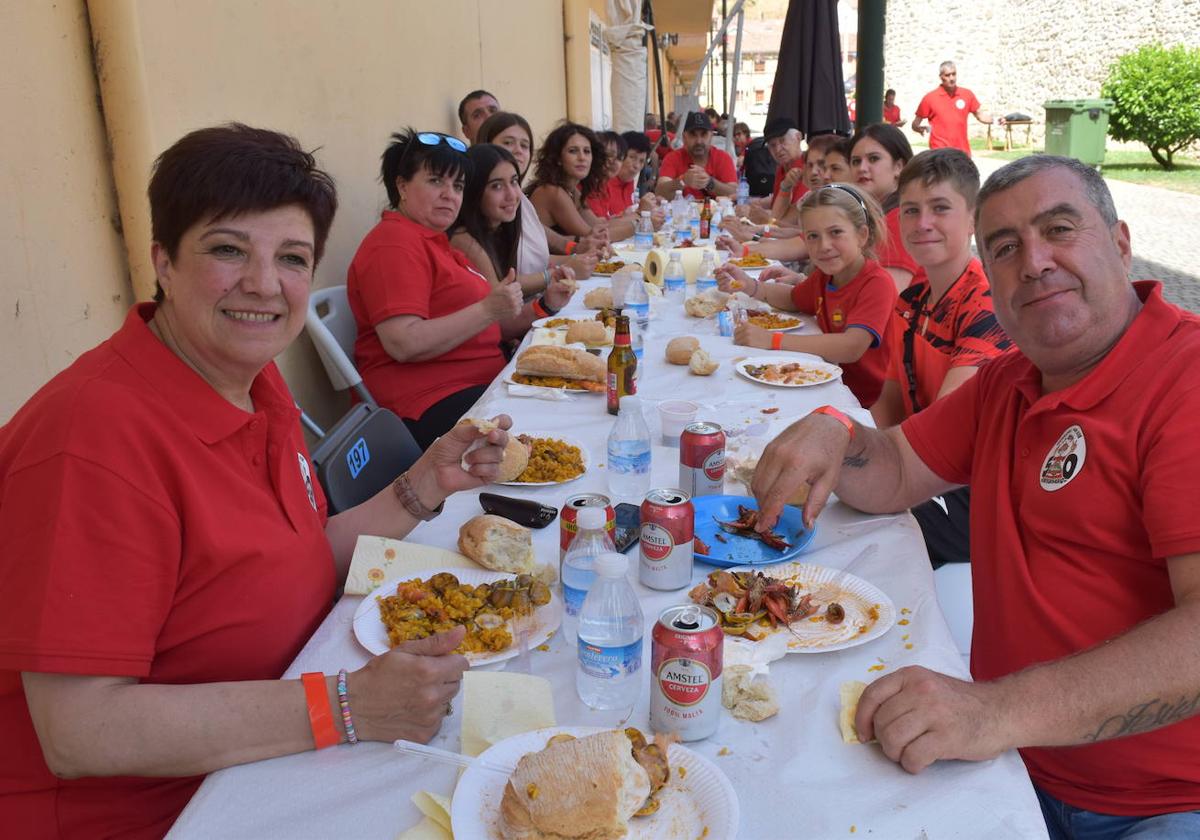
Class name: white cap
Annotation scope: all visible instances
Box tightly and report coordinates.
[619,395,642,413]
[577,505,607,530]
[594,552,629,578]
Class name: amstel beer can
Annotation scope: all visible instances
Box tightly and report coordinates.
[651,605,724,741]
[679,422,726,497]
[638,489,694,590]
[560,493,615,561]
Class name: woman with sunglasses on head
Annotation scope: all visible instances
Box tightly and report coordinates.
[527,122,637,247]
[850,123,921,292]
[347,129,552,450]
[449,144,576,307]
[475,112,599,288]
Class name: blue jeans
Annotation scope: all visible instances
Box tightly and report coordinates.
[1036,786,1200,840]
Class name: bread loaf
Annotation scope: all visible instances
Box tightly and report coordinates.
[665,336,700,365]
[584,287,613,310]
[516,346,606,382]
[688,348,719,376]
[565,320,607,347]
[684,289,730,318]
[457,515,536,575]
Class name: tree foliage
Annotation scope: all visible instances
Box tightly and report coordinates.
[1101,43,1200,170]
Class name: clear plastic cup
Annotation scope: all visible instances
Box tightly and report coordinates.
[658,400,700,446]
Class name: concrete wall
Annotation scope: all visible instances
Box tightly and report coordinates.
[0,3,130,422]
[2,0,568,428]
[884,0,1200,145]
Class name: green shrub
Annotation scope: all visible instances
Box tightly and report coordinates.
[1101,43,1200,170]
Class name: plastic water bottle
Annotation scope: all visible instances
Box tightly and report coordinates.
[634,210,653,250]
[688,205,701,241]
[672,191,690,243]
[629,316,644,362]
[664,251,686,304]
[736,176,750,208]
[696,251,718,293]
[577,552,645,710]
[624,268,650,329]
[561,506,616,645]
[607,395,652,500]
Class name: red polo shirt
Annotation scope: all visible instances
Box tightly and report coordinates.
[771,157,808,206]
[789,259,896,406]
[0,304,335,839]
[915,86,981,155]
[886,258,1012,419]
[348,211,506,420]
[585,176,635,219]
[902,282,1200,814]
[659,146,738,200]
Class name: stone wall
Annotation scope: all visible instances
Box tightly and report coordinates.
[883,0,1200,145]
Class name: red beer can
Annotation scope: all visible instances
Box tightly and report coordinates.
[651,605,724,741]
[679,422,725,497]
[639,488,694,590]
[560,493,616,561]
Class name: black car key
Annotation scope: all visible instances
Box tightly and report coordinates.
[478,492,558,529]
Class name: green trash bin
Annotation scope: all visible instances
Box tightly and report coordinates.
[1043,99,1114,165]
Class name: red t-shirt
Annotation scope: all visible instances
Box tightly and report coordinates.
[789,259,896,406]
[771,158,808,206]
[585,176,635,219]
[645,129,675,161]
[348,211,506,420]
[915,86,981,155]
[659,146,738,200]
[886,258,1012,419]
[0,304,334,839]
[877,207,921,280]
[902,282,1200,814]
[883,103,902,124]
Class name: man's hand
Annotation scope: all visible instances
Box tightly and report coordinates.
[682,165,710,191]
[780,167,805,192]
[912,124,928,137]
[855,666,1016,774]
[751,413,853,529]
[350,627,469,744]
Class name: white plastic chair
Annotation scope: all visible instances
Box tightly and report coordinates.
[933,563,974,669]
[306,285,376,406]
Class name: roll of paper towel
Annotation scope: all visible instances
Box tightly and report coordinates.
[643,247,718,285]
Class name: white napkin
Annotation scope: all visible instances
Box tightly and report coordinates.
[505,383,571,400]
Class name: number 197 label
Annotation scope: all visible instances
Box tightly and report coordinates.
[347,437,370,479]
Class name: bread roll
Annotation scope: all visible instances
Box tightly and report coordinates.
[565,320,607,347]
[464,419,530,482]
[688,348,719,376]
[584,287,613,310]
[684,289,730,318]
[498,730,651,840]
[516,346,606,382]
[665,336,700,365]
[457,515,536,575]
[722,664,780,721]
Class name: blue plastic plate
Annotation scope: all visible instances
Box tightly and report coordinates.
[691,495,815,567]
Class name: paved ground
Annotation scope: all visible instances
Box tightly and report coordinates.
[974,156,1200,312]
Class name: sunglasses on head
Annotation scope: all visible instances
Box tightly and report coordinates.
[416,132,467,153]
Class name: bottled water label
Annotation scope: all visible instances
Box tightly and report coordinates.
[578,637,643,679]
[665,277,685,294]
[696,277,718,293]
[634,232,653,250]
[609,446,650,477]
[563,583,588,618]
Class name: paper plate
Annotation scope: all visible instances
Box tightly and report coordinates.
[727,560,896,653]
[734,354,842,388]
[498,433,589,487]
[352,568,562,664]
[692,495,816,567]
[450,726,740,840]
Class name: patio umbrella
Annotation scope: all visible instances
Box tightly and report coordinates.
[767,0,850,137]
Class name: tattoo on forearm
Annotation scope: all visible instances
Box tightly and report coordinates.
[1084,690,1200,742]
[842,447,869,469]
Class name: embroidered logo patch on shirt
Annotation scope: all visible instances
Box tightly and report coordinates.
[830,308,845,327]
[1039,424,1086,492]
[297,451,318,511]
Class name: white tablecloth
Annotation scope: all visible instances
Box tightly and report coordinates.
[169,269,1047,839]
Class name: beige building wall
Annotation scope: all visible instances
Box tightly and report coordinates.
[0,2,131,422]
[3,0,568,430]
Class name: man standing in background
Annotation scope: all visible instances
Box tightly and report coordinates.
[912,62,998,156]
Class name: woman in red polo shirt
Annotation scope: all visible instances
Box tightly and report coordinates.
[850,124,921,292]
[348,129,561,450]
[0,124,515,839]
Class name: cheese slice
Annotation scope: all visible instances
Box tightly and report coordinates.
[462,672,557,758]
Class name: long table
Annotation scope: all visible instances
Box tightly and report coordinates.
[169,265,1048,839]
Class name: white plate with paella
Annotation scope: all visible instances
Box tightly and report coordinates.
[352,568,562,665]
[688,562,895,653]
[498,432,589,487]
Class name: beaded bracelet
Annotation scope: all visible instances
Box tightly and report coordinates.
[336,669,358,745]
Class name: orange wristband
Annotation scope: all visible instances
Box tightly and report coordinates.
[302,672,340,750]
[811,405,855,440]
[771,332,784,350]
[565,239,578,255]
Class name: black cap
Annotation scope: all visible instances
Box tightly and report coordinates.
[682,111,714,133]
[763,116,799,140]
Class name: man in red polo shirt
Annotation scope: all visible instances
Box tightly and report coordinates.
[912,62,998,156]
[654,111,737,200]
[752,156,1200,835]
[743,116,807,224]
